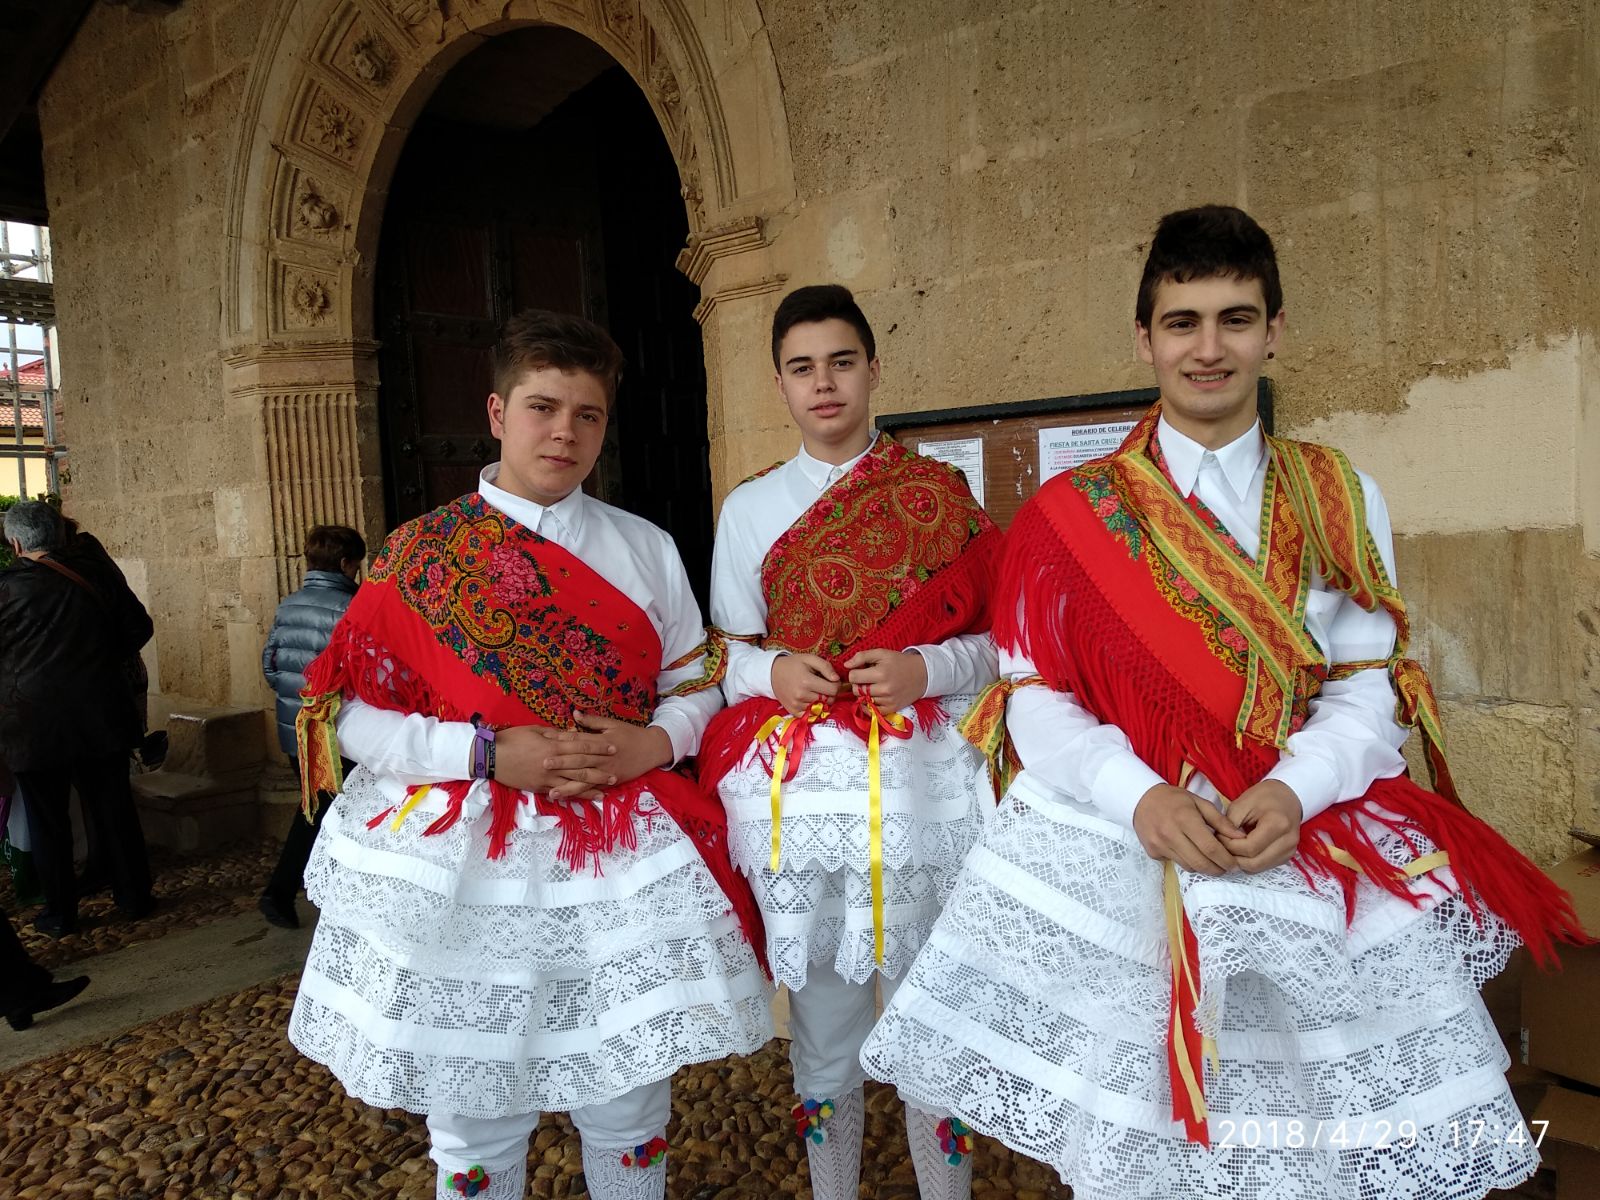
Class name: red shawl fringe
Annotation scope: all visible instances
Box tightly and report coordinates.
[997,490,1587,967]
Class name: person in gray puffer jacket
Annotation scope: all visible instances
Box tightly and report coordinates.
[258,524,366,929]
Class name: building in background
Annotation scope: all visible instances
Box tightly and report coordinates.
[0,0,1595,863]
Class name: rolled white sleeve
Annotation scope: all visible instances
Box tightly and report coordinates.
[711,493,784,705]
[910,632,999,698]
[335,698,476,785]
[647,537,723,764]
[1264,474,1409,820]
[1001,645,1163,827]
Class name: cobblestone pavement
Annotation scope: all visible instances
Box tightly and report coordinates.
[4,839,280,971]
[0,975,1073,1200]
[0,837,1557,1200]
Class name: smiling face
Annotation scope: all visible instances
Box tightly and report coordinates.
[1136,273,1285,448]
[774,317,880,464]
[487,365,609,505]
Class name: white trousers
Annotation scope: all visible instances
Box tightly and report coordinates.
[426,1077,672,1174]
[787,968,908,1101]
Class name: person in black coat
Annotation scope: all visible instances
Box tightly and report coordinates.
[258,524,366,928]
[0,502,155,936]
[0,904,88,1030]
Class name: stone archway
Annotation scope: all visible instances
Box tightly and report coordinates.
[220,0,797,601]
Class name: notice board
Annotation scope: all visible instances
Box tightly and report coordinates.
[877,381,1273,530]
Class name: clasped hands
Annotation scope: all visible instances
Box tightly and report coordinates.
[1131,779,1302,876]
[487,713,674,801]
[771,648,928,718]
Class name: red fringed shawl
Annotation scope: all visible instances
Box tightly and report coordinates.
[997,408,1586,1140]
[699,433,1002,791]
[296,493,767,974]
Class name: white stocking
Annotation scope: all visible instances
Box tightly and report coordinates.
[904,1103,974,1200]
[581,1131,668,1200]
[433,1156,525,1200]
[796,1085,864,1200]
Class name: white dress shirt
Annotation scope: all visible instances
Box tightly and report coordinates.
[335,464,722,781]
[1007,416,1409,826]
[710,440,998,704]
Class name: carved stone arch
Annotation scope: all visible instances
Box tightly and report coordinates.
[221,0,797,598]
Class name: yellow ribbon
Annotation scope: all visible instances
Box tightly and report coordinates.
[1324,845,1450,879]
[390,783,432,832]
[757,701,826,872]
[755,697,905,964]
[1163,860,1214,1128]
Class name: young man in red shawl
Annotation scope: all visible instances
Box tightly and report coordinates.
[287,310,772,1200]
[702,285,1000,1200]
[862,206,1584,1200]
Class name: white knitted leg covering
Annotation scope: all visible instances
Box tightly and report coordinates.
[433,1156,525,1200]
[580,1132,668,1200]
[904,1103,974,1200]
[797,1085,864,1200]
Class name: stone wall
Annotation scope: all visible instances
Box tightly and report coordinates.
[34,0,1598,861]
[40,1,275,716]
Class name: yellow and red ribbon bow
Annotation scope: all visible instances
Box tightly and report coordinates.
[753,694,913,965]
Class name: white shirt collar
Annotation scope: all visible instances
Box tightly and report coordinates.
[795,438,874,490]
[478,463,587,540]
[1155,416,1266,503]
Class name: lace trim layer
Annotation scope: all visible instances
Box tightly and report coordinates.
[860,788,1536,1198]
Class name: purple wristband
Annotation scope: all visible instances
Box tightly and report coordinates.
[470,715,496,780]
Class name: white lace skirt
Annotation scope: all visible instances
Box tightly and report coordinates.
[860,773,1538,1199]
[717,701,991,989]
[289,768,774,1119]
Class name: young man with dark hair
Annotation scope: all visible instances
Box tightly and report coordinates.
[862,205,1583,1198]
[288,309,771,1200]
[257,523,367,929]
[701,283,999,1200]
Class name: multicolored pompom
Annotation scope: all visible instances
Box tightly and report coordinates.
[619,1136,668,1168]
[936,1116,974,1165]
[792,1097,835,1144]
[449,1164,490,1196]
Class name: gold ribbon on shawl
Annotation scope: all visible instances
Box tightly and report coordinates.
[294,690,345,820]
[958,676,1046,797]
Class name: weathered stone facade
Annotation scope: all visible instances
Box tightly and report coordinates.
[34,0,1600,861]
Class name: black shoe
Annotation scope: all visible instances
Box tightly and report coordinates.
[6,974,90,1031]
[258,892,300,930]
[30,912,79,938]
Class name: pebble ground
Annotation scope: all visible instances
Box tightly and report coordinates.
[0,837,1559,1199]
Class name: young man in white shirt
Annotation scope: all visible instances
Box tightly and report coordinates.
[861,205,1581,1200]
[288,309,772,1200]
[701,285,999,1200]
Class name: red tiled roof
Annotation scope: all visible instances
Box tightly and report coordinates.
[0,357,47,389]
[0,358,46,430]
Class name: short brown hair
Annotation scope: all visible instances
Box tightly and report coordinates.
[304,524,367,572]
[492,309,625,402]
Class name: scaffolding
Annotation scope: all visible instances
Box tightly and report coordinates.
[0,220,60,499]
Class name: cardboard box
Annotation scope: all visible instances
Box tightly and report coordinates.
[1532,1085,1600,1200]
[1521,839,1600,1089]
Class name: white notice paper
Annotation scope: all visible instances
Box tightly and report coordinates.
[916,436,985,507]
[1038,421,1137,484]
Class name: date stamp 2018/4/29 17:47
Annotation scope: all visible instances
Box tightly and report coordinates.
[1211,1118,1550,1150]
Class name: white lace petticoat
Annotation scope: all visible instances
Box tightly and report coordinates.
[716,702,992,989]
[289,768,774,1119]
[859,773,1538,1200]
